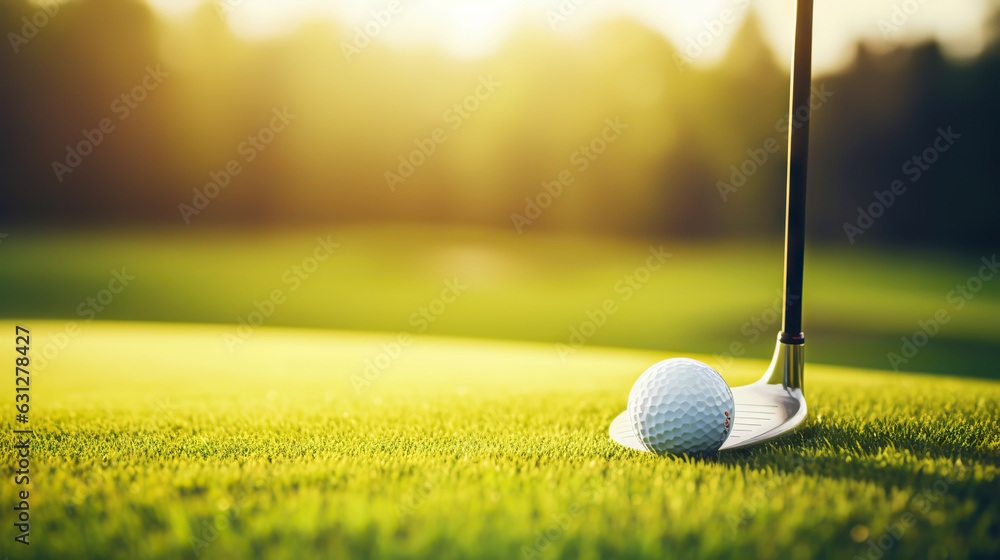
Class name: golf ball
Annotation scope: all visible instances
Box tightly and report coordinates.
[627,358,734,455]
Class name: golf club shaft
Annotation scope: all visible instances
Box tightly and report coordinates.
[780,0,813,344]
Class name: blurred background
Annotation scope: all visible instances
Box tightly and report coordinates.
[1,0,998,377]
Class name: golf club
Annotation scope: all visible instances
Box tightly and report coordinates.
[609,0,814,452]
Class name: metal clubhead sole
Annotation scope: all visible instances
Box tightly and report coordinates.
[609,340,806,453]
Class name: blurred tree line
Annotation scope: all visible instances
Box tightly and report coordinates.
[1,0,997,252]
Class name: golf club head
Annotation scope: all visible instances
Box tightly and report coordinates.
[611,0,813,456]
[609,339,806,453]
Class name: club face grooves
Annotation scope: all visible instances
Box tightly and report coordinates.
[607,387,806,453]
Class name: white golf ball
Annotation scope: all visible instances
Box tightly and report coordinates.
[627,358,735,455]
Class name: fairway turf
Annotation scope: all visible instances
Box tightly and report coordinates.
[1,321,998,559]
[1,226,998,378]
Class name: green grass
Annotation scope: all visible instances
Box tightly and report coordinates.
[2,321,998,559]
[1,225,998,378]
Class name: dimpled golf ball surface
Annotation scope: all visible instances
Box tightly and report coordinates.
[627,358,734,455]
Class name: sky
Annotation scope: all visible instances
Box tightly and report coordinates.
[142,0,996,73]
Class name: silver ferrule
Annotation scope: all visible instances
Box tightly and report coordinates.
[763,339,805,392]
